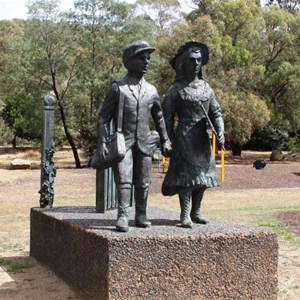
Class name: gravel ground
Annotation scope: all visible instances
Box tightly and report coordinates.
[150,156,300,193]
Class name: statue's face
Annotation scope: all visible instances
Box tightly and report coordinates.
[183,50,202,79]
[126,51,151,76]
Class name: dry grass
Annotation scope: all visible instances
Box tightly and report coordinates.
[0,148,89,170]
[23,149,39,158]
[150,189,300,242]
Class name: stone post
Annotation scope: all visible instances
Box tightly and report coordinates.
[39,95,56,208]
[96,168,117,213]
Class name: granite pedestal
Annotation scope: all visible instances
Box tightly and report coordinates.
[30,206,278,299]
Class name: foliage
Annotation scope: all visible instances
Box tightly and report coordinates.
[220,92,271,146]
[24,0,85,167]
[260,8,300,134]
[0,19,27,95]
[0,118,14,146]
[135,0,182,37]
[264,63,300,127]
[1,93,43,142]
[286,135,300,152]
[246,125,289,150]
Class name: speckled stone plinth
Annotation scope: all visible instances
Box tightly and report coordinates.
[30,206,278,300]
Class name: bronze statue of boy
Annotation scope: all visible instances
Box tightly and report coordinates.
[97,40,172,232]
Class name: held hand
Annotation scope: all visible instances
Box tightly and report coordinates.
[98,143,108,159]
[161,139,172,157]
[217,133,225,149]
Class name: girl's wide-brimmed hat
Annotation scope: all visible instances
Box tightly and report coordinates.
[170,41,209,70]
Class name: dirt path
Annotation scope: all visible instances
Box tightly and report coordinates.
[279,243,300,300]
[0,253,80,300]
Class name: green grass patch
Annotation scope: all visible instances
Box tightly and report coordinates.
[0,258,33,272]
[241,208,300,245]
[205,201,300,245]
[257,218,296,242]
[0,258,10,265]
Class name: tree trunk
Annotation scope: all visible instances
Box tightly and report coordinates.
[12,133,17,149]
[50,66,81,168]
[58,101,82,168]
[231,142,242,156]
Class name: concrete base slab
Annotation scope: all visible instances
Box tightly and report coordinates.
[30,206,278,300]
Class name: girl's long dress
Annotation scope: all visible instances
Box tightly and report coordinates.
[162,80,223,196]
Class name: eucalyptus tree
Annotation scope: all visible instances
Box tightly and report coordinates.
[0,19,26,95]
[261,7,300,134]
[0,19,43,146]
[134,0,182,37]
[0,20,22,145]
[24,0,85,167]
[1,93,43,147]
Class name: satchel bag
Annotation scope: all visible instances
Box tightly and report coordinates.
[91,87,126,170]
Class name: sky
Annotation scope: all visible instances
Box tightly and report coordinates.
[0,0,75,20]
[0,0,195,20]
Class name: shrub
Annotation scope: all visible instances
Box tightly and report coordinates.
[246,126,289,151]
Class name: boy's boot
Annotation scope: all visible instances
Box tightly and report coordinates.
[116,187,131,232]
[135,186,151,228]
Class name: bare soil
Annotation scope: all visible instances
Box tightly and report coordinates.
[1,149,300,299]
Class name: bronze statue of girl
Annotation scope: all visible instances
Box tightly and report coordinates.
[162,41,225,228]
